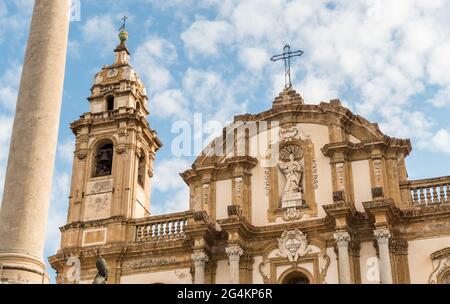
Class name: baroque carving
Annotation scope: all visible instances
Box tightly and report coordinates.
[280,126,300,142]
[277,229,312,262]
[429,248,450,284]
[312,160,319,190]
[373,159,382,182]
[258,261,270,284]
[264,168,271,196]
[333,231,351,248]
[374,228,391,245]
[283,207,303,222]
[279,144,305,208]
[318,254,331,284]
[87,194,109,212]
[336,162,345,188]
[235,177,243,198]
[202,184,210,205]
[225,245,244,262]
[124,257,177,270]
[191,251,209,267]
[174,270,189,280]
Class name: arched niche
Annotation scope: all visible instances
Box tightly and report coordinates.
[92,139,114,177]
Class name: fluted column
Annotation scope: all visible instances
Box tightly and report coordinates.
[225,244,244,284]
[0,0,70,284]
[191,251,209,284]
[333,231,352,284]
[374,228,393,284]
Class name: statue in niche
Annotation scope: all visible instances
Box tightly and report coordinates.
[279,144,305,207]
[279,153,304,195]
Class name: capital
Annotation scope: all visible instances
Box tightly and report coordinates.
[225,244,244,262]
[191,251,209,267]
[374,228,391,245]
[333,231,351,248]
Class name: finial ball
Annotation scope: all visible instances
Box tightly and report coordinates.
[119,29,128,44]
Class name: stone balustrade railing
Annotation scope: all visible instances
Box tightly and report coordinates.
[134,211,194,242]
[401,176,450,206]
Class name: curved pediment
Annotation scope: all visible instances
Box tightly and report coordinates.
[186,87,411,174]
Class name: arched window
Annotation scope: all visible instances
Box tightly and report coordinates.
[281,271,310,284]
[137,151,146,187]
[93,142,114,177]
[106,95,115,111]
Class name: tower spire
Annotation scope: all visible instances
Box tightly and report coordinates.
[114,16,130,64]
[118,16,128,45]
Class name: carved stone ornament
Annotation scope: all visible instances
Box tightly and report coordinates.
[77,149,88,160]
[318,254,331,284]
[87,194,109,212]
[277,229,312,262]
[124,257,177,270]
[191,251,209,267]
[283,207,303,222]
[373,159,382,182]
[258,261,270,284]
[279,144,305,208]
[280,126,300,142]
[333,231,351,248]
[202,184,210,204]
[264,168,271,196]
[235,177,243,198]
[174,270,189,280]
[336,162,345,187]
[429,248,450,284]
[312,160,319,189]
[225,245,244,262]
[374,228,391,245]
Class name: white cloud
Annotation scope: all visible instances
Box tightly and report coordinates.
[152,89,189,120]
[81,15,117,53]
[134,37,178,93]
[45,171,71,255]
[151,157,190,214]
[57,138,75,164]
[0,63,22,112]
[238,47,269,72]
[430,129,450,155]
[181,19,233,57]
[153,158,190,192]
[429,86,450,108]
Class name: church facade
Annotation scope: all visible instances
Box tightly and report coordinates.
[49,30,450,284]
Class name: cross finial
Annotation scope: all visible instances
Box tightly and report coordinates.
[119,16,128,31]
[271,44,304,89]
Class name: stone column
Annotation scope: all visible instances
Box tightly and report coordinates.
[0,0,70,284]
[334,231,352,284]
[225,244,244,284]
[191,251,209,284]
[374,228,393,284]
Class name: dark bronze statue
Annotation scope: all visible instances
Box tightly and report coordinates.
[92,257,108,284]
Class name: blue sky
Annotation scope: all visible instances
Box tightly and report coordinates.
[0,0,450,283]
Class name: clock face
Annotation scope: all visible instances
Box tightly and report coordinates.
[95,74,104,84]
[107,69,119,78]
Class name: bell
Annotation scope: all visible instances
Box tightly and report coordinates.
[99,150,110,162]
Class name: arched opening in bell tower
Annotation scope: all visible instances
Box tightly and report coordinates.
[106,95,115,111]
[93,141,114,177]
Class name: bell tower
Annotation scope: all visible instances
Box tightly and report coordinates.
[65,25,162,228]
